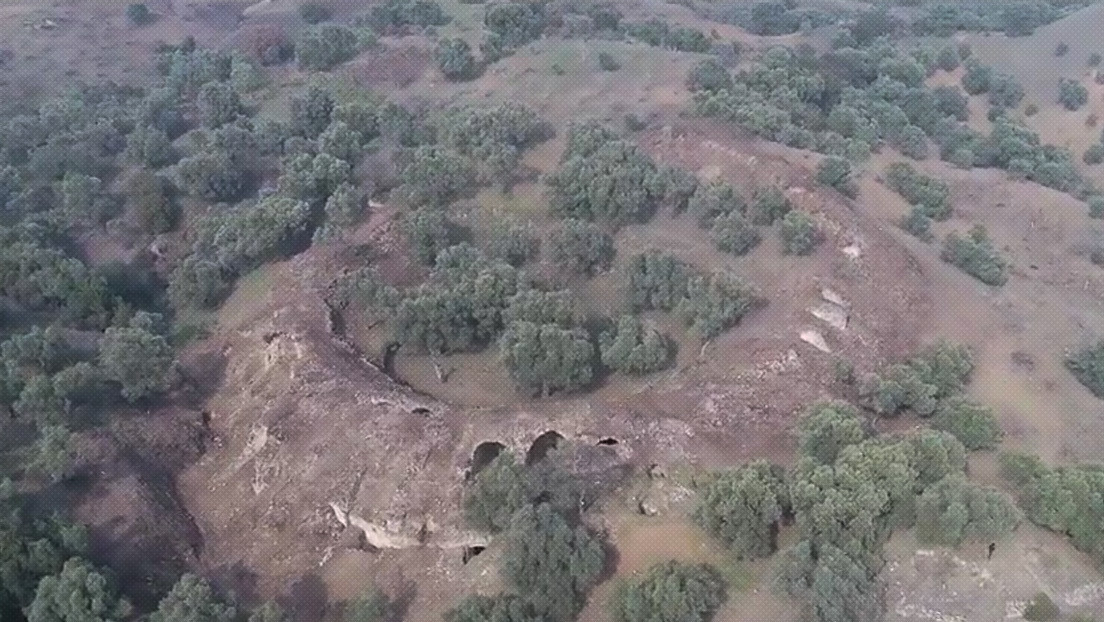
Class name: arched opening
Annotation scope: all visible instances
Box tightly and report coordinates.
[597,437,620,446]
[411,407,430,416]
[462,546,486,564]
[469,442,506,478]
[526,431,564,466]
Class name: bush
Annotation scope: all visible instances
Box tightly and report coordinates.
[710,212,760,255]
[613,562,726,622]
[779,211,818,255]
[498,321,595,396]
[343,588,389,622]
[547,133,661,225]
[900,208,933,242]
[931,396,1002,450]
[941,226,1008,286]
[1090,53,1103,67]
[687,59,733,93]
[463,451,528,532]
[296,24,361,70]
[915,474,1020,547]
[936,46,959,72]
[502,504,605,622]
[688,180,745,229]
[1025,104,1039,116]
[1066,340,1104,397]
[1023,592,1060,621]
[627,251,691,312]
[1084,144,1104,165]
[598,52,620,72]
[446,594,544,622]
[962,62,992,95]
[797,402,866,464]
[1090,196,1104,219]
[1059,78,1089,111]
[988,73,1024,108]
[25,558,132,622]
[816,157,855,197]
[600,315,671,375]
[750,187,791,225]
[487,221,537,266]
[1055,42,1069,57]
[99,312,175,402]
[548,219,614,275]
[678,271,755,339]
[126,3,153,25]
[127,170,177,235]
[696,461,790,559]
[436,38,477,81]
[884,162,951,220]
[299,3,331,24]
[150,574,236,622]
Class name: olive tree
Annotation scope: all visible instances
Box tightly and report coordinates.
[547,219,613,275]
[498,321,595,396]
[436,38,478,81]
[99,312,174,402]
[600,315,671,375]
[25,558,131,622]
[150,574,236,622]
[613,562,726,622]
[797,402,866,465]
[696,460,790,559]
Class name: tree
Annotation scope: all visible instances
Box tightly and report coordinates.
[464,451,528,533]
[797,402,865,465]
[197,82,241,129]
[1023,593,1060,621]
[627,251,690,312]
[547,219,613,276]
[296,24,360,70]
[711,212,760,255]
[436,38,478,81]
[884,163,951,220]
[961,62,992,95]
[1084,144,1104,165]
[125,125,174,167]
[546,137,661,225]
[168,254,230,309]
[249,602,289,622]
[600,315,671,375]
[936,45,959,71]
[299,3,331,24]
[779,211,818,255]
[931,396,1002,450]
[318,182,363,240]
[613,561,726,622]
[126,170,176,234]
[399,146,474,206]
[446,594,545,622]
[499,321,595,396]
[1059,78,1089,111]
[289,86,334,138]
[687,180,745,229]
[318,120,364,162]
[24,557,130,622]
[988,73,1024,108]
[750,187,791,225]
[99,312,174,402]
[176,151,243,201]
[816,157,854,196]
[677,271,755,339]
[915,474,1020,547]
[343,588,388,622]
[150,574,236,622]
[687,59,732,93]
[941,225,1008,286]
[597,52,620,72]
[488,221,537,266]
[29,425,74,482]
[403,207,450,265]
[199,195,312,270]
[502,504,605,622]
[905,429,966,489]
[696,461,790,559]
[1067,340,1104,398]
[126,3,153,25]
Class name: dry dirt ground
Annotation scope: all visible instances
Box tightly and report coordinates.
[13,1,1104,620]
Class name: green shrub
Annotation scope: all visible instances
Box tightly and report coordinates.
[1025,104,1039,116]
[613,562,726,622]
[299,3,331,24]
[941,226,1008,286]
[1059,78,1089,111]
[931,396,1001,450]
[498,321,595,396]
[126,3,153,25]
[816,157,855,197]
[688,180,745,229]
[503,504,605,622]
[463,451,528,532]
[1084,144,1104,165]
[1066,340,1104,397]
[696,461,790,559]
[901,208,933,242]
[436,38,478,81]
[600,315,671,375]
[1023,592,1060,621]
[1055,43,1070,57]
[915,474,1020,547]
[710,212,760,255]
[296,24,361,70]
[687,59,733,93]
[798,402,866,465]
[677,271,755,339]
[548,219,614,275]
[598,52,620,71]
[343,588,389,622]
[779,211,818,255]
[627,251,691,312]
[1090,53,1103,67]
[1090,196,1104,219]
[884,162,951,220]
[750,187,791,225]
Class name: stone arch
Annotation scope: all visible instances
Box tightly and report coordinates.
[469,442,506,477]
[526,431,565,466]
